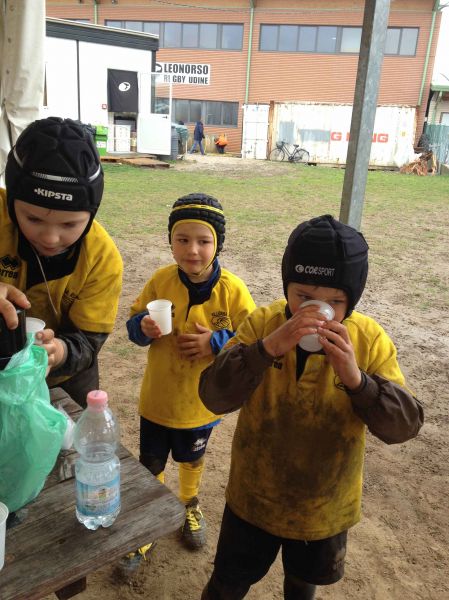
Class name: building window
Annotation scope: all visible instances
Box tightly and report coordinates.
[164,22,182,47]
[385,27,418,56]
[340,27,362,53]
[143,22,160,36]
[170,99,239,126]
[105,21,243,50]
[200,23,218,49]
[183,23,199,48]
[440,112,449,126]
[317,26,337,53]
[279,26,297,52]
[221,24,243,50]
[259,24,418,56]
[124,21,143,32]
[298,26,316,52]
[190,101,203,123]
[260,24,278,51]
[106,20,121,29]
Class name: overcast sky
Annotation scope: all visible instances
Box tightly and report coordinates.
[433,7,449,84]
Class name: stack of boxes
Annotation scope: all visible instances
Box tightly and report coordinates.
[114,124,131,153]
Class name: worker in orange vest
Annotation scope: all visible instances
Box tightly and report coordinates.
[215,134,228,154]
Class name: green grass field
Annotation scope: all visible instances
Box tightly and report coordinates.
[98,162,449,310]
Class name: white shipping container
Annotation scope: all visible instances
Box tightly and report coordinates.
[242,104,270,160]
[271,103,418,168]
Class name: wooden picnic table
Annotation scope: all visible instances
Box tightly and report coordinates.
[1,387,185,600]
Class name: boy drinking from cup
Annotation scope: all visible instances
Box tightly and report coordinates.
[126,193,255,560]
[199,214,424,600]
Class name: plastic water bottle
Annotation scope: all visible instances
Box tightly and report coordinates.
[73,390,121,530]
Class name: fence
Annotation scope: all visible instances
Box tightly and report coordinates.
[424,124,449,172]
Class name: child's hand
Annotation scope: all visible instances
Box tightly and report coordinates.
[0,283,31,327]
[177,323,213,361]
[263,305,328,357]
[317,321,362,390]
[141,315,162,339]
[37,329,66,373]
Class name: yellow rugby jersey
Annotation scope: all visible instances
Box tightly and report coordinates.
[0,188,123,337]
[224,299,407,541]
[130,263,256,428]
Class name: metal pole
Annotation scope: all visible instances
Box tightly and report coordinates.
[339,0,390,230]
[244,1,255,105]
[417,6,438,107]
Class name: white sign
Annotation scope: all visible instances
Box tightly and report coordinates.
[155,62,211,85]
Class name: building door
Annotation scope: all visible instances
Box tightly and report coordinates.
[137,73,172,155]
[241,104,270,160]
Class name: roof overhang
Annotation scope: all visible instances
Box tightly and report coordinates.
[46,17,159,52]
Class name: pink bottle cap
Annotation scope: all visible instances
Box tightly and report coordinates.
[86,390,108,411]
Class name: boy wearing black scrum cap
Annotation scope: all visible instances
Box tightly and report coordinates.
[0,117,123,406]
[199,215,423,599]
[126,193,255,555]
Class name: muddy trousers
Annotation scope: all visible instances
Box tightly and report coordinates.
[202,572,316,600]
[202,505,346,600]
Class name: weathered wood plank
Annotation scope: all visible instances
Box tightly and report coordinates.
[44,442,131,489]
[1,389,185,600]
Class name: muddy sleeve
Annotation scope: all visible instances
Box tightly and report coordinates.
[51,331,108,378]
[347,372,424,444]
[199,340,273,414]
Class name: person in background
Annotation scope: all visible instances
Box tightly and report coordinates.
[215,134,228,154]
[124,193,255,568]
[0,116,123,406]
[189,120,206,155]
[199,214,424,600]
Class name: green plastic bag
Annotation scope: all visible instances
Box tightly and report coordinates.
[0,336,66,512]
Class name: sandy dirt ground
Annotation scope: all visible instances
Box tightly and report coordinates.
[58,155,449,600]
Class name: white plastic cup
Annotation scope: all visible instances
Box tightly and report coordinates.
[26,317,46,345]
[61,415,75,450]
[298,300,335,352]
[0,501,8,571]
[146,299,172,335]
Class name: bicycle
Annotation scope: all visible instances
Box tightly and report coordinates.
[269,141,310,164]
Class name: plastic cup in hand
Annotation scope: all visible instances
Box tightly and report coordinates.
[298,300,335,352]
[26,317,46,345]
[0,501,8,571]
[146,299,172,335]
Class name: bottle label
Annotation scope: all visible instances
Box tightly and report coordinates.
[76,474,120,516]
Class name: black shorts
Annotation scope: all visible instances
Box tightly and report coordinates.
[212,504,347,588]
[139,417,213,464]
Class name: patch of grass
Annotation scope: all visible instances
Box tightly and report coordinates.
[97,162,449,310]
[107,344,136,359]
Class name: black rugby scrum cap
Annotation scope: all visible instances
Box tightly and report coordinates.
[5,117,104,220]
[282,214,369,317]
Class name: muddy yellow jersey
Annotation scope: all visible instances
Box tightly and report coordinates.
[225,299,407,540]
[0,189,123,335]
[130,263,256,428]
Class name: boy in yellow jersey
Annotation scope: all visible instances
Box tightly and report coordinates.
[199,215,424,599]
[0,117,123,406]
[126,193,256,556]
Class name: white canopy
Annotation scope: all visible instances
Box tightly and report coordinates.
[0,0,44,184]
